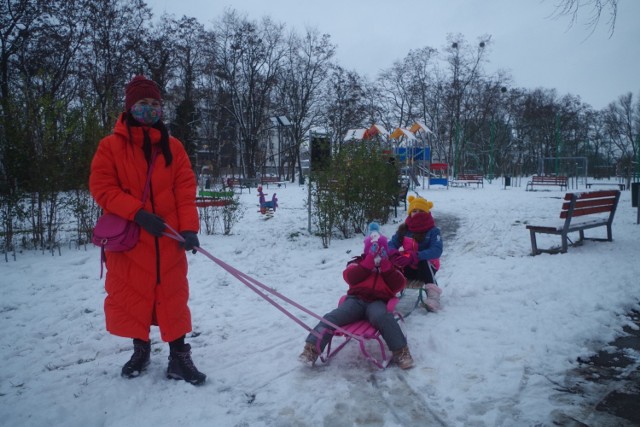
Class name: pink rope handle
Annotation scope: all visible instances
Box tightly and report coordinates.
[162,224,362,341]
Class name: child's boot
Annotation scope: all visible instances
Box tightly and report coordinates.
[298,342,320,366]
[392,346,414,369]
[423,283,442,312]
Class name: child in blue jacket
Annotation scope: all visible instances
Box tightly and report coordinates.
[389,196,443,311]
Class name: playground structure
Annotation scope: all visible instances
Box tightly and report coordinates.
[257,185,278,217]
[426,163,449,188]
[350,123,596,192]
[344,122,450,189]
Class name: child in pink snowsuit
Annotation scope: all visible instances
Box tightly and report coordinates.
[298,223,414,369]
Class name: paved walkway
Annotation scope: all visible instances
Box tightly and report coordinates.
[557,310,640,425]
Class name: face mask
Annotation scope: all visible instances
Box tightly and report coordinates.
[130,103,162,125]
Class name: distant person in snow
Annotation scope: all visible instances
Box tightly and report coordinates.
[388,195,444,312]
[298,223,414,369]
[89,75,205,385]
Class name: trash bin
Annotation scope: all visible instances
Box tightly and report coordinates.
[504,176,511,187]
[632,182,640,208]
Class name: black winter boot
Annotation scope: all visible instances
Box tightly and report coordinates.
[121,339,151,378]
[167,343,206,385]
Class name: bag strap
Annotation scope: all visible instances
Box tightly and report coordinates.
[100,246,106,278]
[97,149,159,279]
[141,149,159,203]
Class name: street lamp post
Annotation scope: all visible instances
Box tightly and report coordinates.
[555,112,562,176]
[488,120,495,182]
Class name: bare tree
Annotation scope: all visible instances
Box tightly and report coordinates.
[549,0,618,36]
[274,27,335,182]
[445,34,492,175]
[131,13,179,98]
[318,65,368,148]
[376,46,439,155]
[213,9,285,178]
[81,0,151,129]
[164,16,208,158]
[1,0,40,191]
[1,0,95,250]
[376,58,417,132]
[198,28,237,180]
[602,92,640,184]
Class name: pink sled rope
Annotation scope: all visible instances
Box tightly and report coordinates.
[163,225,402,368]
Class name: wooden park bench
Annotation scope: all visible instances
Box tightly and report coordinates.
[525,175,568,191]
[225,178,259,193]
[525,190,620,255]
[195,190,235,207]
[585,182,625,191]
[260,176,287,188]
[450,174,484,188]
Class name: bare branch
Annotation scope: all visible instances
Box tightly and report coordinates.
[548,0,618,37]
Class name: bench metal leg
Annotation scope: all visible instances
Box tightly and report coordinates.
[561,233,569,253]
[529,230,539,255]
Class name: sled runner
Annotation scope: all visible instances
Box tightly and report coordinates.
[396,262,441,317]
[396,286,428,318]
[318,295,404,369]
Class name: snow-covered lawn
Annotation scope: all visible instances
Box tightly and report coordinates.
[2,179,639,426]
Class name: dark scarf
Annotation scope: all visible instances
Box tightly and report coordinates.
[124,113,173,165]
[406,211,435,233]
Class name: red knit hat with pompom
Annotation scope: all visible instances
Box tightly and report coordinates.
[124,75,161,111]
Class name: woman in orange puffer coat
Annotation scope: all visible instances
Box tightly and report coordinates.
[90,75,205,385]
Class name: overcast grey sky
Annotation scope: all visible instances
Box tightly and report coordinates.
[146,0,639,110]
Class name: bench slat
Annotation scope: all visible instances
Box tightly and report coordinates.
[562,197,617,209]
[526,225,560,232]
[565,204,616,218]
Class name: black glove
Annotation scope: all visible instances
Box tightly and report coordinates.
[180,231,199,254]
[134,209,166,237]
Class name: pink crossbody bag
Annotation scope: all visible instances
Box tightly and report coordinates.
[92,150,158,276]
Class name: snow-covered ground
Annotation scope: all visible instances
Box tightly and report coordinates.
[2,178,639,426]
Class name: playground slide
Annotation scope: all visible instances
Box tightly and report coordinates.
[415,165,433,178]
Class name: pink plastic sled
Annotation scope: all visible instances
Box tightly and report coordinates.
[318,296,405,369]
